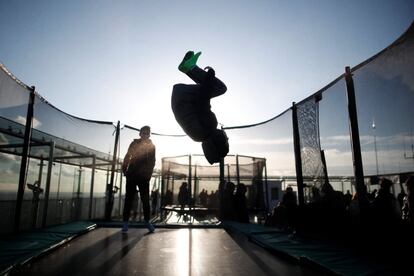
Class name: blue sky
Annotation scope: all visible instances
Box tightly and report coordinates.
[0,0,413,135]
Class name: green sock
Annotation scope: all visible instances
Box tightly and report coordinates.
[178,51,202,73]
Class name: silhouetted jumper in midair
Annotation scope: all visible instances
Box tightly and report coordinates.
[171,51,229,164]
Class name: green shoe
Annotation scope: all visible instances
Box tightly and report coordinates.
[178,51,201,73]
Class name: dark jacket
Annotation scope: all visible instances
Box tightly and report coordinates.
[171,84,218,141]
[171,66,227,142]
[122,138,155,180]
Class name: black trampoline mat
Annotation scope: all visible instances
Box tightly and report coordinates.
[11,227,320,276]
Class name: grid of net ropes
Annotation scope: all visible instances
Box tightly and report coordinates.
[296,97,325,189]
[161,155,266,209]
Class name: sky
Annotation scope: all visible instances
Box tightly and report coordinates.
[0,0,413,135]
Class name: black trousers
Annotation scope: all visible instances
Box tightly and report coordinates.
[186,65,227,98]
[123,175,150,222]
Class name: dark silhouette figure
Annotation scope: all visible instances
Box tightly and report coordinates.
[344,189,352,209]
[172,51,229,164]
[402,176,414,224]
[199,189,208,206]
[122,126,156,233]
[371,178,401,229]
[151,189,159,216]
[220,181,236,221]
[319,182,347,230]
[267,186,298,230]
[397,189,406,210]
[165,189,173,205]
[234,183,249,223]
[27,181,44,228]
[178,182,190,209]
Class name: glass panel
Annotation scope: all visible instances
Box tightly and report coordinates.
[225,110,295,212]
[353,25,414,177]
[0,64,31,234]
[318,78,354,192]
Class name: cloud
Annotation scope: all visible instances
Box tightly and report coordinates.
[321,135,371,147]
[0,152,19,162]
[14,116,42,128]
[0,133,10,143]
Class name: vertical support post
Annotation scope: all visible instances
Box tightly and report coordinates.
[320,150,329,186]
[118,169,123,217]
[345,66,367,210]
[76,167,83,220]
[227,164,230,182]
[56,162,62,222]
[219,158,225,188]
[264,159,270,212]
[188,154,193,205]
[292,102,305,206]
[88,155,96,219]
[105,121,120,220]
[31,157,44,229]
[41,141,55,228]
[219,157,225,222]
[188,154,192,217]
[236,155,240,185]
[57,163,62,201]
[14,86,35,233]
[194,164,198,205]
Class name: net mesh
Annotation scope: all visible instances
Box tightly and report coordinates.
[161,154,266,211]
[297,98,324,189]
[353,22,414,176]
[1,22,414,232]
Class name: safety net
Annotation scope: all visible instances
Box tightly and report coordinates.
[224,110,296,212]
[0,21,413,237]
[161,153,267,224]
[352,23,414,178]
[0,64,31,234]
[346,22,414,202]
[295,76,355,201]
[0,64,118,233]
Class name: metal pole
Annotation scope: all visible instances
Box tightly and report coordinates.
[57,163,62,201]
[188,154,192,198]
[76,167,83,220]
[14,86,35,233]
[118,170,123,218]
[42,141,55,227]
[345,66,367,211]
[372,118,379,176]
[320,150,329,186]
[88,155,96,219]
[219,158,225,190]
[236,155,240,185]
[292,102,305,206]
[32,157,44,229]
[194,164,198,205]
[219,157,225,222]
[188,154,192,220]
[105,121,120,220]
[264,159,269,212]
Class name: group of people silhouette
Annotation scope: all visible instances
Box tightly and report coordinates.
[266,176,414,239]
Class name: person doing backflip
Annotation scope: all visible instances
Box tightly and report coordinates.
[171,51,229,164]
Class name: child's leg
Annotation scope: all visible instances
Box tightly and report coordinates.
[187,66,227,98]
